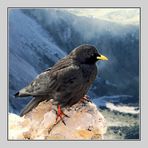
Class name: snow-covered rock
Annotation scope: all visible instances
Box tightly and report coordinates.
[8,100,107,140]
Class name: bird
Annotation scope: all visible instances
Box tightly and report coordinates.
[15,44,108,123]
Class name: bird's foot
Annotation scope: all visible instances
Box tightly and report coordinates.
[54,105,69,126]
[48,105,69,133]
[80,95,92,103]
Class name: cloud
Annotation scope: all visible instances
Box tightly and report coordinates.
[65,8,140,25]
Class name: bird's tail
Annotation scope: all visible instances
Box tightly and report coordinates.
[20,97,45,117]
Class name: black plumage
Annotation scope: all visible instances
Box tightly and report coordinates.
[15,44,108,116]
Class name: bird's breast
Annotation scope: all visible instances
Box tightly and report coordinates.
[80,64,97,83]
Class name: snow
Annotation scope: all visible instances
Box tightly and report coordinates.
[106,102,139,114]
[93,95,139,114]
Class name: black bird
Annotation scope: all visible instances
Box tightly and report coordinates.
[15,44,108,120]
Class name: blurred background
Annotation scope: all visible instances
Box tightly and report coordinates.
[8,8,140,140]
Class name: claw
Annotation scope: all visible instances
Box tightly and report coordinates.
[80,95,92,103]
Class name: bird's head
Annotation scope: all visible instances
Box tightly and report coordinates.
[69,44,108,64]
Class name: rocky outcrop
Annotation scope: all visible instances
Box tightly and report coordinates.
[8,100,107,140]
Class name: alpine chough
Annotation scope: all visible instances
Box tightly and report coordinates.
[15,44,108,118]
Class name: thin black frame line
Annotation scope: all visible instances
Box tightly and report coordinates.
[7,7,141,141]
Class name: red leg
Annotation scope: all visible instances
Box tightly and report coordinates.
[55,104,69,125]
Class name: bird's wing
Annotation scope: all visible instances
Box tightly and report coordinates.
[17,71,54,96]
[53,65,83,91]
[17,64,83,97]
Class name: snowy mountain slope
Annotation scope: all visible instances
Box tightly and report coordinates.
[9,9,139,114]
[9,9,66,113]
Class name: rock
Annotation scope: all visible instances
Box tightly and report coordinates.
[8,100,107,140]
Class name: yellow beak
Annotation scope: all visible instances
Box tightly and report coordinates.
[97,54,108,61]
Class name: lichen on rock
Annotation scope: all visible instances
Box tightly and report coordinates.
[8,100,107,140]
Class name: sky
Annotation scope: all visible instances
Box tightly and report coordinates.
[65,8,140,25]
